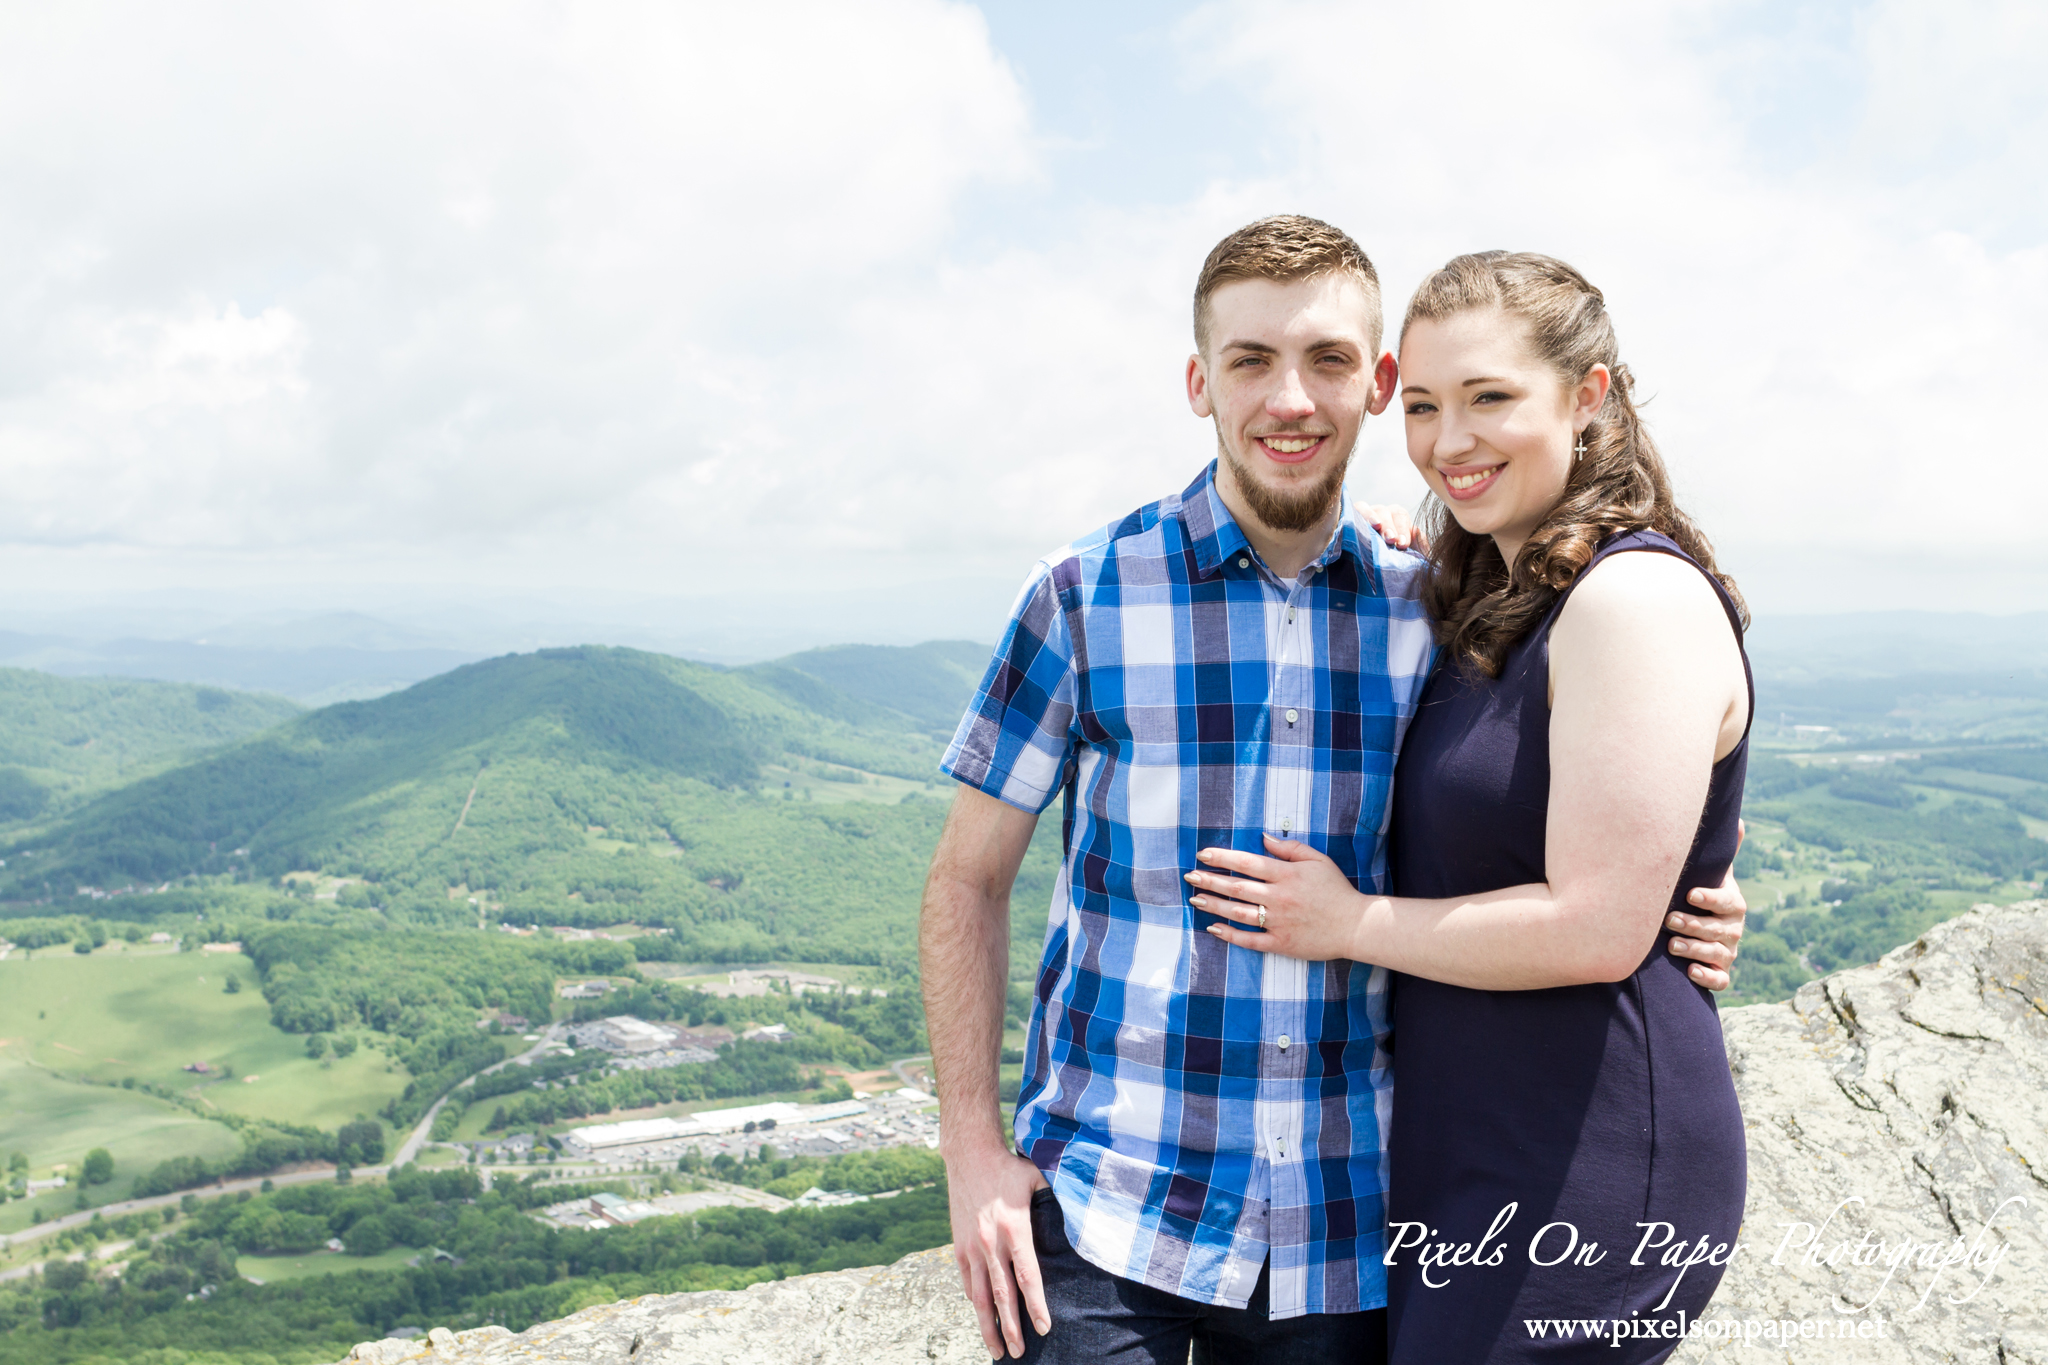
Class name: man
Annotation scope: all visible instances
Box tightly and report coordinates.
[922,217,1744,1363]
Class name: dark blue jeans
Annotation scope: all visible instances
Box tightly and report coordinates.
[1011,1188,1388,1365]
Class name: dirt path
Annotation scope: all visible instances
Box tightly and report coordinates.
[451,766,485,834]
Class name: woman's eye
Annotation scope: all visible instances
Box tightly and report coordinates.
[1404,401,1436,416]
[1473,390,1510,405]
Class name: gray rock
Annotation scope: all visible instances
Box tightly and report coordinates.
[336,900,2048,1364]
[335,1249,981,1364]
[1671,899,2047,1363]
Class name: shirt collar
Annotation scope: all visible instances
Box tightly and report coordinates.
[1180,459,1373,584]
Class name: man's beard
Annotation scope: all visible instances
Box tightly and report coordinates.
[1218,432,1353,534]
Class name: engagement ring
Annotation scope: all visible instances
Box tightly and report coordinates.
[1257,907,1268,929]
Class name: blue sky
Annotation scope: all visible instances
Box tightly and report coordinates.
[0,0,2039,648]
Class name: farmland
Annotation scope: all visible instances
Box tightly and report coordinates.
[0,945,411,1131]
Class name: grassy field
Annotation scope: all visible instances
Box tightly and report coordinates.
[0,1056,241,1229]
[239,1246,420,1282]
[0,945,409,1132]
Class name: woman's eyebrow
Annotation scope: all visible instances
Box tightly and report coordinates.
[1461,376,1508,386]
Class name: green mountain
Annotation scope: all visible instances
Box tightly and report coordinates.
[0,669,300,822]
[3,644,1058,969]
[741,640,994,736]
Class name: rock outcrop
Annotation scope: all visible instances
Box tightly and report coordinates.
[334,1246,983,1364]
[1671,898,2045,1363]
[335,900,2048,1365]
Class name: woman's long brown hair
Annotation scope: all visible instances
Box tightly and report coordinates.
[1403,251,1748,678]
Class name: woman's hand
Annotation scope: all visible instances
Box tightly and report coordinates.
[1187,835,1369,960]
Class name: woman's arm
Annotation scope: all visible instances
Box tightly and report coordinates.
[1192,551,1748,990]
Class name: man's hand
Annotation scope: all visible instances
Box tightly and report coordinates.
[1667,823,1748,991]
[921,788,1047,1358]
[946,1140,1051,1359]
[1361,502,1428,553]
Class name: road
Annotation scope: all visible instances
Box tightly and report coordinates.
[889,1055,933,1093]
[0,1238,134,1284]
[0,1164,361,1259]
[0,1027,565,1260]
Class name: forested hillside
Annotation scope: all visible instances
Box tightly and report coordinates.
[0,643,1060,970]
[1722,747,2048,1003]
[0,1167,952,1364]
[0,670,299,820]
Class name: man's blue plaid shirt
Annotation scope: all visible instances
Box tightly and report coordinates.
[942,462,1435,1320]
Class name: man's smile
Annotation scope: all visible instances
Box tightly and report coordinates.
[1254,433,1329,463]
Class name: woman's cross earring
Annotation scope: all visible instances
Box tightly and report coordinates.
[1574,434,1588,462]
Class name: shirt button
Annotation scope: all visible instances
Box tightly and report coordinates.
[1277,1035,1291,1051]
[1280,817,1291,833]
[1238,557,1250,568]
[1284,708,1298,724]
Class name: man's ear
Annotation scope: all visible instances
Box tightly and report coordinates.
[1186,353,1214,418]
[1366,350,1398,417]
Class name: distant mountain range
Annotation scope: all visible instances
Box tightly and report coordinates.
[0,640,1056,971]
[0,577,1026,703]
[2,606,2043,967]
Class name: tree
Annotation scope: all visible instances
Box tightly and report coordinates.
[82,1149,115,1186]
[42,1260,88,1292]
[337,1121,385,1166]
[342,1213,393,1256]
[224,975,242,994]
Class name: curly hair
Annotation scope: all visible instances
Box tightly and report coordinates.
[1401,251,1747,678]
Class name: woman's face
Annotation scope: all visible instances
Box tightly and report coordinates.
[1398,308,1606,560]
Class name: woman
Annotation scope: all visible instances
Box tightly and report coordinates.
[1187,251,1749,1363]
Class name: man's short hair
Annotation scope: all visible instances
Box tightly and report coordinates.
[1193,215,1383,357]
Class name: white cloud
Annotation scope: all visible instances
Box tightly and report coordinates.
[0,0,1035,562]
[1160,0,2048,610]
[0,0,2040,620]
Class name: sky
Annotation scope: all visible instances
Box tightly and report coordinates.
[0,0,2041,652]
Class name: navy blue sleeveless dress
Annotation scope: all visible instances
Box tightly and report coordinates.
[1384,531,1749,1363]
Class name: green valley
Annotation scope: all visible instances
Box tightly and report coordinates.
[0,629,2040,1364]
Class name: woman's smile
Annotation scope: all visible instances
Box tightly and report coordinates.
[1439,463,1504,500]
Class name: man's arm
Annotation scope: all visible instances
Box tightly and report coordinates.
[1667,858,1746,990]
[921,786,1048,1360]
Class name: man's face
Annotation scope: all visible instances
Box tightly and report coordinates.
[1187,274,1395,533]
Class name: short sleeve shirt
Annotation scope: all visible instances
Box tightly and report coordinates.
[941,462,1435,1319]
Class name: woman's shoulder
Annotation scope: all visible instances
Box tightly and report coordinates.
[1556,542,1731,640]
